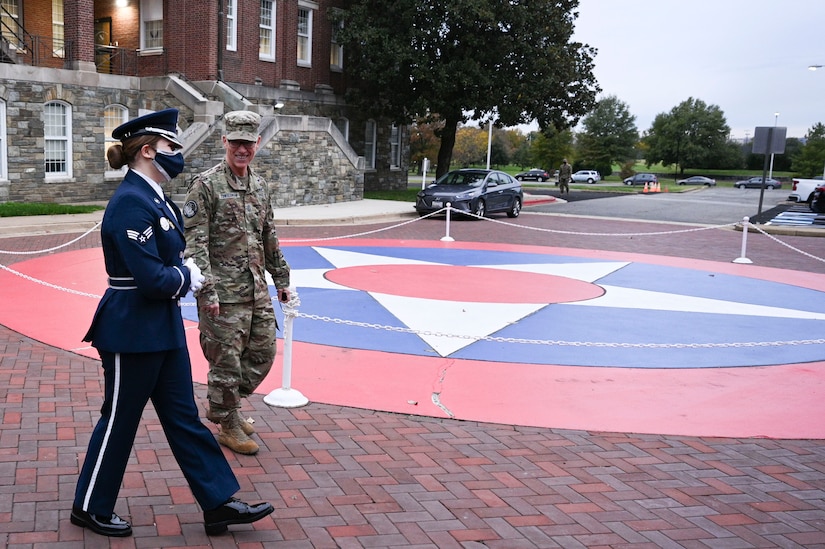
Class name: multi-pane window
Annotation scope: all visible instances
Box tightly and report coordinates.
[0,99,7,181]
[104,105,128,175]
[226,0,237,51]
[297,6,312,66]
[44,101,72,178]
[390,124,402,169]
[0,0,19,48]
[52,0,64,58]
[330,20,343,70]
[259,0,275,60]
[364,120,376,170]
[140,0,163,50]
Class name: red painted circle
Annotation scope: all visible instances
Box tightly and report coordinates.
[324,264,604,304]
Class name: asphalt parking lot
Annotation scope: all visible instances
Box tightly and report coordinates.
[525,185,821,227]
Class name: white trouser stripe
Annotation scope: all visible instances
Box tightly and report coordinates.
[81,353,122,511]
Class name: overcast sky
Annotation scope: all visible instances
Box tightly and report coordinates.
[571,0,825,139]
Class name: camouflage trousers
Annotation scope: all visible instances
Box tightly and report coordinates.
[198,295,277,420]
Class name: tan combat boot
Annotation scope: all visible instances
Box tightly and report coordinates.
[233,409,255,436]
[218,413,259,455]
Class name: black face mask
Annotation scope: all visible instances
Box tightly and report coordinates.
[152,149,185,182]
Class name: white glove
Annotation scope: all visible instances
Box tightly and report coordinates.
[184,257,205,293]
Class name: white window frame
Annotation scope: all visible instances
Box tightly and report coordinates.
[139,0,163,52]
[104,105,129,177]
[44,101,72,180]
[364,120,376,170]
[390,124,402,169]
[297,2,314,67]
[0,99,7,182]
[259,0,275,60]
[330,19,343,70]
[52,0,64,58]
[226,0,238,51]
[0,0,21,49]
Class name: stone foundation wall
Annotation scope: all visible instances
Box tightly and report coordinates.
[0,66,389,206]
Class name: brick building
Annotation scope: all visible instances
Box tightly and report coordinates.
[0,0,409,204]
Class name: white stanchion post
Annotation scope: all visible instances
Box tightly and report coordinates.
[732,216,753,264]
[441,202,455,242]
[264,288,309,408]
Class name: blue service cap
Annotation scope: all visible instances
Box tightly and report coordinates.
[112,108,183,147]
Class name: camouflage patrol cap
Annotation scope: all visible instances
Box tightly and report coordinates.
[224,110,261,141]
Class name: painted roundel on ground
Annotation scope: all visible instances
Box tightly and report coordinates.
[179,242,825,370]
[324,264,605,304]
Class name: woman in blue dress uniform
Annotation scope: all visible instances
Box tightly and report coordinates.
[71,109,274,537]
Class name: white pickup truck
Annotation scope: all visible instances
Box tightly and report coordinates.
[788,176,823,204]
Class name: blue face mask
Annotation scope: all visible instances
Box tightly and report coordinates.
[152,148,185,182]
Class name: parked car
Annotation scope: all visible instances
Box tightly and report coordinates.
[734,177,782,189]
[415,168,523,219]
[514,168,550,182]
[811,183,825,213]
[623,173,659,186]
[571,170,601,183]
[677,176,717,186]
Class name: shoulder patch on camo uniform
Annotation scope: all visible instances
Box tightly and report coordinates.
[183,200,198,218]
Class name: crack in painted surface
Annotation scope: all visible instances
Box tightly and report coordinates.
[431,360,455,417]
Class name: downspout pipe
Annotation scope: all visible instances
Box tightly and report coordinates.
[217,0,224,81]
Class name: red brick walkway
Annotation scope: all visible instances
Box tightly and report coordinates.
[1,213,824,547]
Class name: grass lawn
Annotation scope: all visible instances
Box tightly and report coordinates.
[0,202,105,217]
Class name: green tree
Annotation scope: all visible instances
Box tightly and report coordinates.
[743,137,801,172]
[776,138,803,172]
[512,133,534,170]
[333,0,599,179]
[531,126,574,172]
[792,123,825,178]
[643,98,731,174]
[489,133,511,167]
[706,140,744,171]
[576,95,638,177]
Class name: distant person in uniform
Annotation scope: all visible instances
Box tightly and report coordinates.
[183,110,291,455]
[558,158,572,195]
[72,108,274,538]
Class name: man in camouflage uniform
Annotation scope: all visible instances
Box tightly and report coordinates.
[182,110,290,455]
[558,158,572,195]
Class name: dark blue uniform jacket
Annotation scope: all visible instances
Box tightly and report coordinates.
[83,170,191,352]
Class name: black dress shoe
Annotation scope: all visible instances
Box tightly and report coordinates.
[204,498,274,535]
[70,506,132,537]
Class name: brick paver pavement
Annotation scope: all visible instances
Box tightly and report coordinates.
[1,211,824,548]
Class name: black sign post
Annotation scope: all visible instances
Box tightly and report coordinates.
[751,126,787,216]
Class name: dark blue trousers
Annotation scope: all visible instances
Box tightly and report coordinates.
[74,347,240,516]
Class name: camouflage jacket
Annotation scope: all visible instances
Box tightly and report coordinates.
[183,160,290,306]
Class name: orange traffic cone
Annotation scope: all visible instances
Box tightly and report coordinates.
[643,182,649,193]
[655,182,661,192]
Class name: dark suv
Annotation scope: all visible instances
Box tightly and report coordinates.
[811,184,825,213]
[623,173,659,186]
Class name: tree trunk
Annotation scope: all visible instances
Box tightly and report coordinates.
[435,116,459,179]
